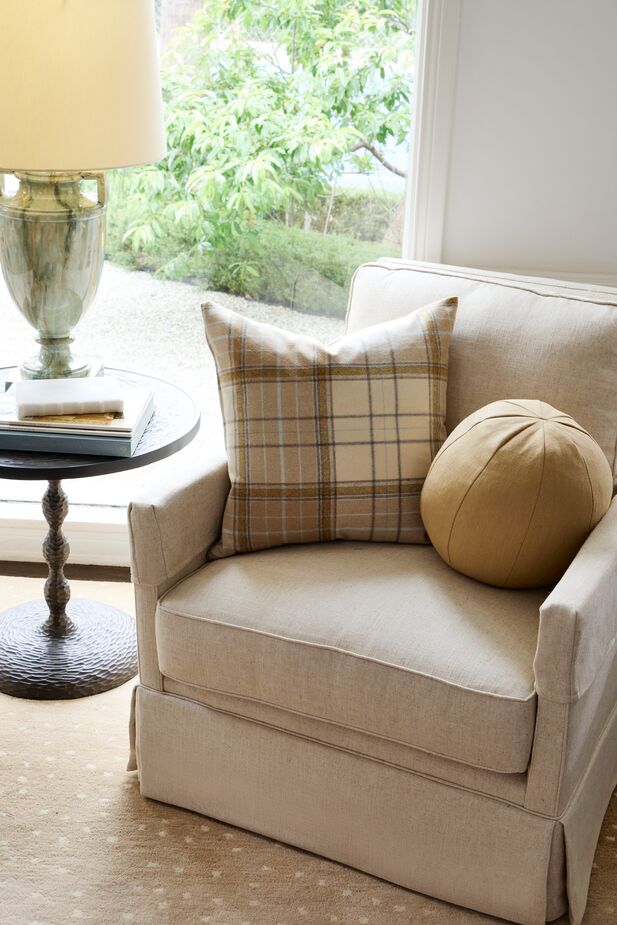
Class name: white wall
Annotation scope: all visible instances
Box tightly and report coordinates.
[435,0,617,280]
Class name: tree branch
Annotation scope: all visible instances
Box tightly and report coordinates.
[350,140,407,178]
[385,12,416,36]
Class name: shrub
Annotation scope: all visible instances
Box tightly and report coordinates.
[220,223,398,317]
[106,200,398,318]
[285,188,404,242]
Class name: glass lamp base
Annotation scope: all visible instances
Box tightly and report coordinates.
[21,339,91,380]
[0,170,106,381]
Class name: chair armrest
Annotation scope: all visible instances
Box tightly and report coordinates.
[128,452,230,589]
[534,496,617,703]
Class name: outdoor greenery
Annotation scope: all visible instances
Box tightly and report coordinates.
[107,0,415,314]
[282,188,403,241]
[107,209,397,316]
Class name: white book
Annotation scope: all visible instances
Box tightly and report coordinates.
[0,380,154,437]
[15,376,124,419]
[0,395,155,457]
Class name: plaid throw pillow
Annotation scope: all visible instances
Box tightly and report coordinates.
[203,297,457,558]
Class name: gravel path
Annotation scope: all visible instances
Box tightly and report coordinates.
[0,262,344,507]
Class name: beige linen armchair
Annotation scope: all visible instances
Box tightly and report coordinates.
[128,261,617,925]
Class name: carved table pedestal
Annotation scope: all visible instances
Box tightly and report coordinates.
[0,368,199,699]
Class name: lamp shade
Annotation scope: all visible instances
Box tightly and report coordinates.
[0,0,166,171]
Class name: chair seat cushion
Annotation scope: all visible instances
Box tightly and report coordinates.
[156,542,545,773]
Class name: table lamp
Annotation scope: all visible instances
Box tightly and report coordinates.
[0,0,166,379]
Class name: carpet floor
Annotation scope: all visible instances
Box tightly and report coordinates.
[0,580,615,925]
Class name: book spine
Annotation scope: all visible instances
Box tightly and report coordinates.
[0,432,133,457]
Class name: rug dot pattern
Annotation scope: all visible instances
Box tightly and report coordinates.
[1,681,616,925]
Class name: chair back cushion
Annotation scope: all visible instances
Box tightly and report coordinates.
[347,260,617,481]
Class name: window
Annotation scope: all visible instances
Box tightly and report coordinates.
[0,0,416,542]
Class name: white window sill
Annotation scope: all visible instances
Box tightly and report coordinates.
[0,501,129,567]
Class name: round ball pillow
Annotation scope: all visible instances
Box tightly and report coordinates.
[420,399,613,588]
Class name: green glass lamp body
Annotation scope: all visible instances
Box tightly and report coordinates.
[0,171,106,379]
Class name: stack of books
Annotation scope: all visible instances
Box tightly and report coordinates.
[0,377,154,457]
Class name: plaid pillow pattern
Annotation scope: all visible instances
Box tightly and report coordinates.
[203,297,457,558]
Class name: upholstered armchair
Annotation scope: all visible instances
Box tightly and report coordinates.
[128,261,617,925]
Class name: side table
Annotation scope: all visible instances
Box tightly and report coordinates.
[0,368,199,699]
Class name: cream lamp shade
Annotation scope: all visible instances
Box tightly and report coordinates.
[0,0,166,170]
[0,0,166,380]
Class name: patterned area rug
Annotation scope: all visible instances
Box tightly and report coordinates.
[1,679,615,925]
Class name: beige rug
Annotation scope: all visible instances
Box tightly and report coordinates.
[0,579,615,925]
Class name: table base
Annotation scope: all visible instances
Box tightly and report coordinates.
[0,599,137,699]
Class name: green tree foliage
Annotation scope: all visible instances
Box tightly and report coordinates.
[111,0,415,287]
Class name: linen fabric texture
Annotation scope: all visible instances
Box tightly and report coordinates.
[128,263,617,925]
[346,260,617,482]
[155,540,542,773]
[202,298,457,558]
[134,685,568,925]
[420,399,613,588]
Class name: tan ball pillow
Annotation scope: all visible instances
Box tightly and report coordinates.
[420,399,613,588]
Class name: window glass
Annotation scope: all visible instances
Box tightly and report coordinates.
[0,0,416,509]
